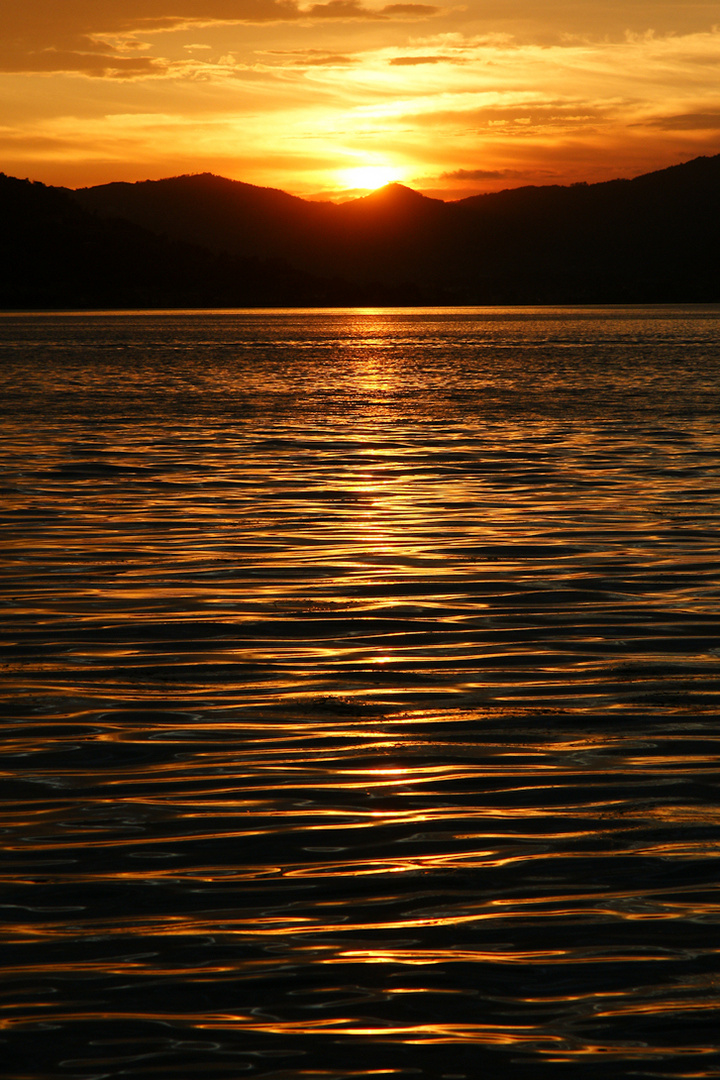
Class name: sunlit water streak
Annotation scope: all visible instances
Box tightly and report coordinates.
[1,306,719,1079]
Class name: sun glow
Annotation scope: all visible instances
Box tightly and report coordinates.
[338,163,405,191]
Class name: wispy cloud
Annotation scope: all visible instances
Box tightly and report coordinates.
[1,0,441,77]
[389,54,460,65]
[261,48,358,65]
[636,111,720,131]
[440,167,553,180]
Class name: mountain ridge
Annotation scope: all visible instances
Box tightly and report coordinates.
[2,153,719,307]
[69,153,720,301]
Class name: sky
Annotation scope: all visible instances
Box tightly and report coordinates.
[2,1,719,200]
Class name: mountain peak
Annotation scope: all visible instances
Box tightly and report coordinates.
[378,181,420,195]
[348,181,443,209]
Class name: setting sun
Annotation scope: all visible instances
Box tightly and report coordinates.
[338,164,406,193]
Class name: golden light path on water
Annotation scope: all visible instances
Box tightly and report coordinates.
[1,307,720,1079]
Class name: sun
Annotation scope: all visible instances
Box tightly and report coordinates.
[338,163,405,191]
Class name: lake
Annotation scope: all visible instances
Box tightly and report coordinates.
[1,306,720,1079]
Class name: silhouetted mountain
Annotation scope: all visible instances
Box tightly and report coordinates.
[71,174,452,291]
[447,154,720,302]
[2,154,719,307]
[0,173,420,309]
[72,155,720,303]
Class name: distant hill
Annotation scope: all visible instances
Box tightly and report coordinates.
[2,154,719,307]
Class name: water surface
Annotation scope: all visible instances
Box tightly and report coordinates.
[1,307,720,1079]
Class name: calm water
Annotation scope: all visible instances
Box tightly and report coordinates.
[1,306,720,1080]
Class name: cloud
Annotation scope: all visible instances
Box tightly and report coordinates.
[1,0,441,77]
[302,0,439,17]
[0,49,165,78]
[389,54,458,65]
[382,4,440,14]
[262,48,358,65]
[636,111,720,130]
[440,167,547,180]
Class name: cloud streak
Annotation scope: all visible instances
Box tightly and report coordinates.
[1,0,442,76]
[440,167,552,180]
[637,112,720,131]
[389,54,460,65]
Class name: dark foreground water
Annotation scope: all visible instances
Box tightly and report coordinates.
[1,306,720,1080]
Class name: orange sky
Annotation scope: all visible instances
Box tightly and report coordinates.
[2,1,719,199]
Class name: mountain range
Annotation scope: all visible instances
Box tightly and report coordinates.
[2,153,719,307]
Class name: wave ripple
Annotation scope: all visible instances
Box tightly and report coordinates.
[1,306,720,1080]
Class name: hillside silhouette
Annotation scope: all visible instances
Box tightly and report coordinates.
[2,154,719,307]
[0,173,393,309]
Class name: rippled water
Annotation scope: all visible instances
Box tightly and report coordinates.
[1,306,720,1080]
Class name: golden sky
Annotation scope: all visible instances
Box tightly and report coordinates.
[2,0,719,199]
